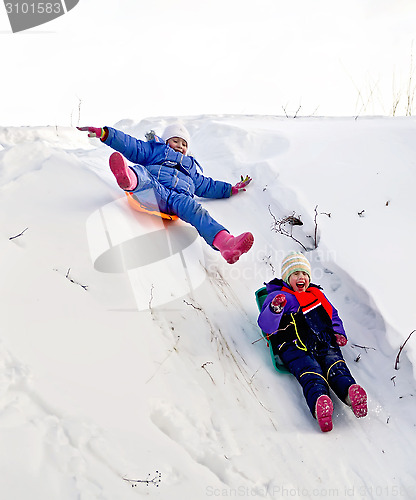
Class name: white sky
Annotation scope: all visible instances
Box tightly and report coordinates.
[1,0,416,126]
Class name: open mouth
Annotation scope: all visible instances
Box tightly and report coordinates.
[296,282,306,290]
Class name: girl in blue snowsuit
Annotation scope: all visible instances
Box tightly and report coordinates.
[78,123,254,264]
[258,252,367,432]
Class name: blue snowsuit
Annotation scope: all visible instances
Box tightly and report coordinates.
[102,127,232,246]
[258,278,356,415]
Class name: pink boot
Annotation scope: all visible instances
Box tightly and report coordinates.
[109,152,138,190]
[347,384,368,418]
[315,395,333,432]
[213,230,254,264]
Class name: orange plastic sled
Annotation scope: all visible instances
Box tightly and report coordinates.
[125,192,178,221]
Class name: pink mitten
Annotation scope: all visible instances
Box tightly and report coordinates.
[335,334,347,346]
[77,126,104,138]
[231,175,252,195]
[270,294,287,314]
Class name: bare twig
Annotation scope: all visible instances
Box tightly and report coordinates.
[65,268,88,290]
[249,368,260,384]
[354,77,381,119]
[9,228,28,240]
[183,299,203,311]
[149,284,154,309]
[313,205,319,249]
[269,206,308,251]
[262,255,275,274]
[282,103,302,118]
[351,343,376,352]
[311,205,331,249]
[146,336,180,384]
[77,97,82,126]
[406,41,415,116]
[123,471,161,488]
[201,361,215,384]
[394,330,415,370]
[392,72,401,116]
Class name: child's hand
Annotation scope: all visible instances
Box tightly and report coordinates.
[231,175,252,195]
[335,334,347,346]
[270,294,287,314]
[77,126,104,138]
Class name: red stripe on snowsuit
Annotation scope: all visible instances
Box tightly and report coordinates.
[281,286,333,319]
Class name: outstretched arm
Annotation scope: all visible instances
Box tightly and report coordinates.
[193,171,233,199]
[77,126,157,165]
[193,173,253,199]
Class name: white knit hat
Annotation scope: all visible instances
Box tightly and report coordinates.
[162,123,191,149]
[281,252,311,283]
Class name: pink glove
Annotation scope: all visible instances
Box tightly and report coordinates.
[335,334,347,346]
[270,294,287,314]
[231,175,252,195]
[77,126,104,138]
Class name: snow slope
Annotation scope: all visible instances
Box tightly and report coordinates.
[0,116,415,499]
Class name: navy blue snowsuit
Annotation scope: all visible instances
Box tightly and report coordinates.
[258,278,356,415]
[102,127,233,246]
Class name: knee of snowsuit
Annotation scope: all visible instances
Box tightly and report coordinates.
[129,164,226,247]
[280,343,356,415]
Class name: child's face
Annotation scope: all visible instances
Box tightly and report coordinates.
[288,271,310,292]
[167,137,188,154]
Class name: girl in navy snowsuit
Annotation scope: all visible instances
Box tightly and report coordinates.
[78,122,254,264]
[258,252,367,432]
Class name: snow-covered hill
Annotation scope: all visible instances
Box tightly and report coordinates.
[0,115,415,499]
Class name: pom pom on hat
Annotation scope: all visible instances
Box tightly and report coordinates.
[281,251,311,283]
[162,123,191,149]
